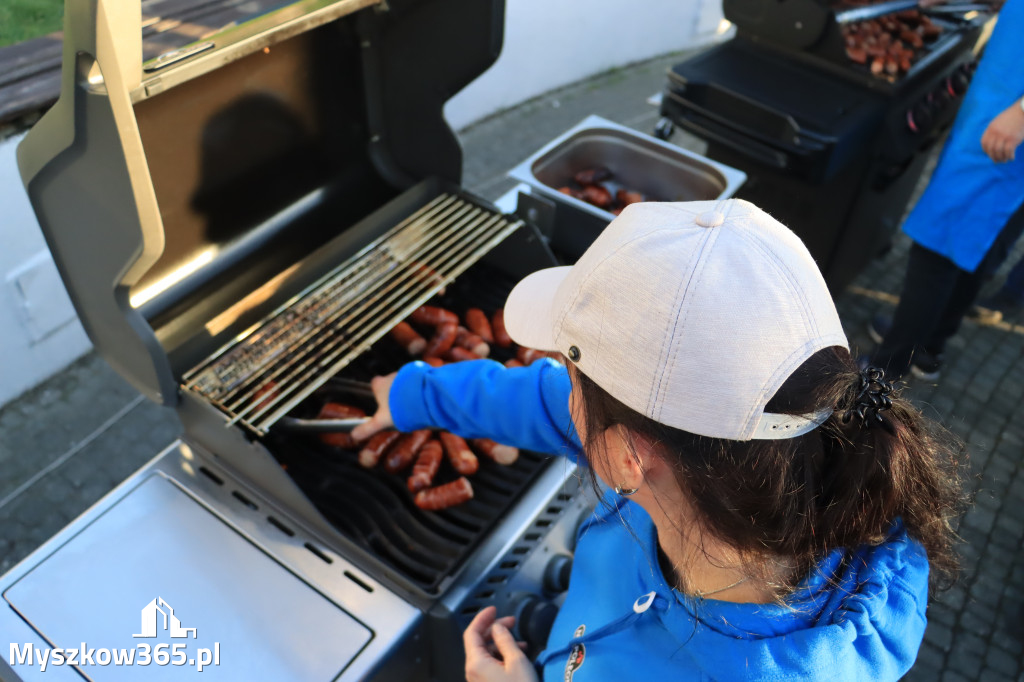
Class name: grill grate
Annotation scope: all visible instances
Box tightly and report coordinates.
[266,263,554,596]
[181,193,523,434]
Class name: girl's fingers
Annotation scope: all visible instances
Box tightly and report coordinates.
[490,622,528,664]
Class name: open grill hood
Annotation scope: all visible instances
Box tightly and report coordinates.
[17,0,507,409]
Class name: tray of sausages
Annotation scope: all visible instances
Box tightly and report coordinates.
[840,9,943,80]
[305,305,558,511]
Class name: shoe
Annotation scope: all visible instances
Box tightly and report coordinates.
[865,315,944,381]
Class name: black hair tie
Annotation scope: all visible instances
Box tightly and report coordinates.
[843,366,895,430]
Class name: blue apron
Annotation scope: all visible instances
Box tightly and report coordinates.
[902,0,1024,273]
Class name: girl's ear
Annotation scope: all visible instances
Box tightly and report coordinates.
[607,425,648,490]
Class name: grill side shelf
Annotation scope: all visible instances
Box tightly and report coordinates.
[181,191,524,435]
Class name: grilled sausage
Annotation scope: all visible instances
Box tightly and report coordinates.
[410,305,458,327]
[445,346,482,362]
[846,46,868,65]
[464,308,494,343]
[359,430,402,468]
[581,184,613,209]
[504,358,524,369]
[252,381,279,413]
[390,321,427,356]
[558,186,573,195]
[408,439,443,493]
[385,429,433,473]
[439,432,479,476]
[471,438,519,466]
[317,403,367,449]
[455,326,490,357]
[615,189,644,206]
[517,346,548,365]
[424,320,458,358]
[491,309,513,348]
[573,167,612,185]
[870,56,885,75]
[423,356,445,368]
[414,477,474,511]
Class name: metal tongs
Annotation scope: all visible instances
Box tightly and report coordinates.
[274,377,373,433]
[834,0,919,24]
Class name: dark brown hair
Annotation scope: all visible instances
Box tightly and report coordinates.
[571,346,967,594]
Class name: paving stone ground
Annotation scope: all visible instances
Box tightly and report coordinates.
[2,48,1024,679]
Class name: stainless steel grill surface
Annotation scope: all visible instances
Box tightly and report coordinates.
[183,193,523,434]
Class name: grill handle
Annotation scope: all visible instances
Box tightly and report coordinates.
[834,0,919,24]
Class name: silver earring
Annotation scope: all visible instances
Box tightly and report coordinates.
[614,484,639,496]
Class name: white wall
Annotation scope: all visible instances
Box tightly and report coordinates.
[0,133,92,406]
[445,0,725,129]
[0,0,725,407]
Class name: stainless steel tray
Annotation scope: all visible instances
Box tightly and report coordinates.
[508,115,746,229]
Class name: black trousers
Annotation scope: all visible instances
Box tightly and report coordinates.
[871,203,1024,377]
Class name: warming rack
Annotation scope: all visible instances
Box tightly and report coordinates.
[182,193,524,435]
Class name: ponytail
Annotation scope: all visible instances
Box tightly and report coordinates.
[572,347,968,594]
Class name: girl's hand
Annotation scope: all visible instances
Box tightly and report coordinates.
[981,101,1024,163]
[464,606,538,682]
[350,373,397,441]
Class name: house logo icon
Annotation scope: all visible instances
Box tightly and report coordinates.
[132,597,197,639]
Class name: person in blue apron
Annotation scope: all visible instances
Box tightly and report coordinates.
[352,200,965,681]
[867,0,1024,379]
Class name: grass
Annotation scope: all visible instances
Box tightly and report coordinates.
[0,0,64,49]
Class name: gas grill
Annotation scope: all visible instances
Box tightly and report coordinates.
[656,0,996,291]
[1,1,597,680]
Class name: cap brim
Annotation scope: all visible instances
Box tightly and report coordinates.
[503,266,573,352]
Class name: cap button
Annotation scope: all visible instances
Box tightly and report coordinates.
[695,211,725,228]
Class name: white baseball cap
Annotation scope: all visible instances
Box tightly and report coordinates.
[504,199,849,441]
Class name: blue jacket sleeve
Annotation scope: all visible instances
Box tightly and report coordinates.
[388,358,583,459]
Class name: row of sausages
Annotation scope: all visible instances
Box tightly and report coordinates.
[557,166,644,216]
[317,401,519,511]
[311,304,550,511]
[841,10,942,79]
[390,305,557,367]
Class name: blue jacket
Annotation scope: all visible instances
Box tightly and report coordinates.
[391,359,930,681]
[902,0,1024,272]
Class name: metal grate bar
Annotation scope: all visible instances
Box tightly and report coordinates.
[182,193,523,434]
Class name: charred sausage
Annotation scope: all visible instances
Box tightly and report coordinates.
[359,430,401,468]
[455,326,490,357]
[385,429,433,473]
[445,346,482,362]
[846,45,868,64]
[408,439,443,493]
[390,321,427,356]
[317,403,366,449]
[517,346,548,365]
[439,432,479,476]
[581,184,613,209]
[410,305,459,327]
[471,438,519,465]
[573,167,612,185]
[491,309,513,348]
[414,477,474,511]
[464,308,494,343]
[424,320,458,358]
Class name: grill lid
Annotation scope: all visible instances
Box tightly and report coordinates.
[18,0,507,407]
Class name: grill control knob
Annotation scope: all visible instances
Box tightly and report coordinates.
[907,101,934,134]
[510,593,559,652]
[544,554,573,593]
[947,71,970,97]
